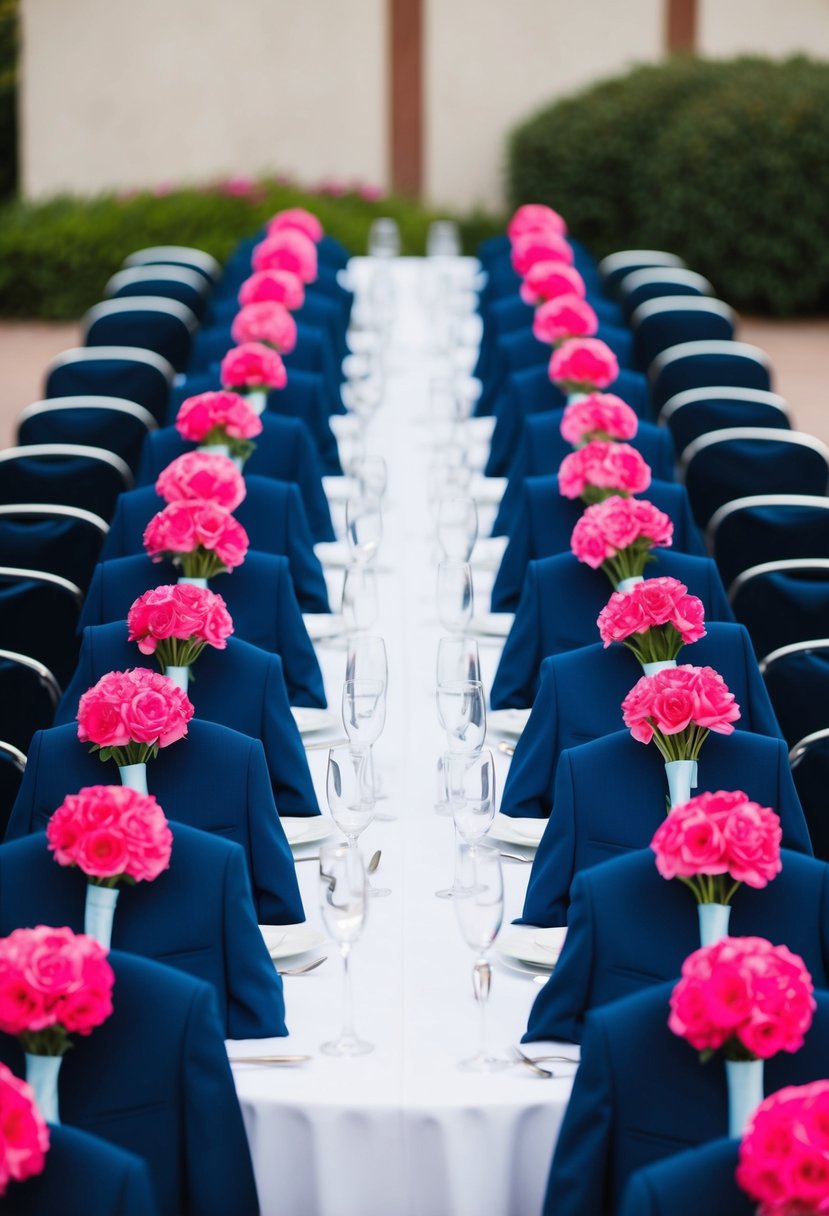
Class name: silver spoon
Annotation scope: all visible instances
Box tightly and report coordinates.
[512,1046,553,1078]
[367,849,382,874]
[228,1054,312,1066]
[499,851,533,863]
[277,956,328,976]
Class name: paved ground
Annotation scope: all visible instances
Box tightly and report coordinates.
[0,314,826,448]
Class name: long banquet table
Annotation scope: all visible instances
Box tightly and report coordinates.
[228,258,577,1216]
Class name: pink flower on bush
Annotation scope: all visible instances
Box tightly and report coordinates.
[48,785,173,885]
[532,295,598,346]
[251,230,318,283]
[560,393,639,446]
[558,440,651,504]
[597,576,706,663]
[155,451,246,512]
[220,342,287,393]
[0,926,114,1053]
[77,668,194,766]
[143,500,249,578]
[507,203,568,241]
[127,583,233,671]
[238,269,305,312]
[0,1063,49,1194]
[267,207,324,243]
[621,664,740,763]
[511,231,574,277]
[669,936,815,1061]
[231,301,297,353]
[570,495,674,585]
[520,261,586,307]
[549,337,619,393]
[737,1081,829,1214]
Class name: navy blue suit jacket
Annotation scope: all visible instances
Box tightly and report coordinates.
[79,552,326,708]
[525,848,829,1043]
[187,320,342,407]
[544,986,829,1216]
[0,952,259,1216]
[55,625,320,816]
[617,1139,752,1216]
[98,479,330,614]
[490,550,734,709]
[519,728,811,927]
[0,826,286,1039]
[491,477,705,611]
[0,1124,160,1216]
[5,720,304,926]
[500,623,782,820]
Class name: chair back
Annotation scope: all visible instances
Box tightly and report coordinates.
[631,297,735,371]
[0,649,59,754]
[617,267,713,319]
[0,444,132,521]
[0,568,82,689]
[45,347,174,425]
[122,244,221,284]
[0,504,107,589]
[731,558,829,659]
[17,396,157,473]
[598,249,686,294]
[761,640,829,749]
[790,727,829,861]
[708,495,829,590]
[105,265,210,319]
[83,298,197,373]
[659,385,791,457]
[649,339,771,412]
[0,739,25,839]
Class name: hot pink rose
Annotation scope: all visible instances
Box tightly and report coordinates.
[0,927,114,1044]
[78,668,194,765]
[520,261,586,307]
[231,301,298,353]
[175,391,263,446]
[507,203,568,241]
[597,576,706,663]
[549,337,619,392]
[143,500,249,577]
[738,1082,829,1213]
[571,496,674,585]
[251,230,318,283]
[128,584,233,667]
[560,393,639,446]
[48,785,173,884]
[533,295,599,346]
[0,1064,49,1194]
[622,664,740,762]
[511,231,574,276]
[155,451,246,511]
[267,207,324,243]
[238,269,305,311]
[558,440,651,503]
[220,342,287,392]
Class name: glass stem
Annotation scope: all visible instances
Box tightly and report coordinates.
[475,957,489,1061]
[340,943,356,1042]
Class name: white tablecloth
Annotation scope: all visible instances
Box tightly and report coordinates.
[229,259,576,1216]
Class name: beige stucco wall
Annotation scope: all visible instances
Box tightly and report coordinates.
[698,0,829,58]
[20,0,387,199]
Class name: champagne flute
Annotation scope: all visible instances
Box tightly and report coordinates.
[453,842,509,1072]
[437,496,478,562]
[346,634,389,691]
[436,635,480,687]
[342,679,386,749]
[436,560,474,634]
[446,750,496,846]
[436,679,486,754]
[326,745,375,848]
[346,496,383,566]
[341,566,379,633]
[318,842,373,1057]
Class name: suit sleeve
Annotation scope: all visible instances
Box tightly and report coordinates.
[222,843,288,1039]
[292,425,335,544]
[490,561,542,710]
[500,659,559,819]
[775,738,813,855]
[273,562,327,708]
[245,738,306,925]
[97,502,127,563]
[523,868,595,1044]
[674,489,707,558]
[516,748,577,927]
[260,657,320,817]
[77,565,106,633]
[616,1168,660,1216]
[490,429,530,537]
[490,487,533,612]
[285,485,331,614]
[53,629,95,725]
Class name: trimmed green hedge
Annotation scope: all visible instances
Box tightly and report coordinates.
[508,56,829,315]
[0,0,18,200]
[0,181,503,320]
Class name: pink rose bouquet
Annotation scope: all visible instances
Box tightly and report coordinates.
[251,230,318,283]
[267,206,324,243]
[238,269,305,312]
[507,203,568,241]
[47,785,173,887]
[532,294,599,346]
[737,1081,829,1214]
[596,576,706,663]
[77,668,194,766]
[621,664,741,763]
[220,342,287,396]
[669,936,815,1062]
[651,790,782,908]
[175,391,262,461]
[0,926,115,1056]
[127,583,233,671]
[549,337,619,393]
[570,495,674,586]
[560,392,639,446]
[520,261,586,307]
[143,500,249,578]
[511,231,574,277]
[0,1064,49,1193]
[155,451,246,512]
[231,301,297,353]
[558,440,651,504]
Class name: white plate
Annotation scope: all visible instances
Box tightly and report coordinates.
[290,707,339,736]
[321,475,358,502]
[259,922,327,960]
[303,613,346,642]
[495,925,567,970]
[487,707,531,738]
[314,540,351,568]
[488,813,547,848]
[470,475,507,506]
[470,536,509,570]
[470,613,514,638]
[280,816,337,847]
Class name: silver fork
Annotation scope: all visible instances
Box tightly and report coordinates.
[512,1046,553,1078]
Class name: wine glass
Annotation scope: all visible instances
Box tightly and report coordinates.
[437,495,478,562]
[346,496,383,566]
[436,635,480,687]
[446,750,496,846]
[346,634,389,691]
[436,560,474,634]
[318,842,373,1057]
[453,842,509,1072]
[342,679,386,749]
[326,745,375,848]
[341,566,379,633]
[436,679,486,754]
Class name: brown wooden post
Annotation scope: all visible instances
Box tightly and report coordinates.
[389,0,423,197]
[666,0,698,52]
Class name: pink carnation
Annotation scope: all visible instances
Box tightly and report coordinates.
[520,261,586,307]
[231,301,297,353]
[558,440,651,503]
[621,664,740,760]
[549,337,619,393]
[143,500,249,577]
[238,269,305,312]
[251,230,318,284]
[533,295,599,346]
[155,451,246,511]
[127,583,233,669]
[220,342,287,392]
[48,785,173,884]
[651,789,782,892]
[570,495,674,585]
[77,667,194,765]
[0,1063,49,1195]
[507,203,568,241]
[511,231,574,277]
[0,926,114,1045]
[669,937,815,1060]
[267,207,324,243]
[175,392,263,449]
[560,393,639,447]
[597,576,706,663]
[738,1081,829,1214]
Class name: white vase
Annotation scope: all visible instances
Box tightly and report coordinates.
[665,759,698,807]
[566,392,588,405]
[642,660,678,677]
[616,575,645,594]
[725,1058,764,1138]
[178,576,208,590]
[198,442,230,458]
[246,389,267,415]
[230,455,244,472]
[118,763,148,795]
[698,902,731,947]
[84,883,120,949]
[164,665,190,694]
[25,1053,62,1125]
